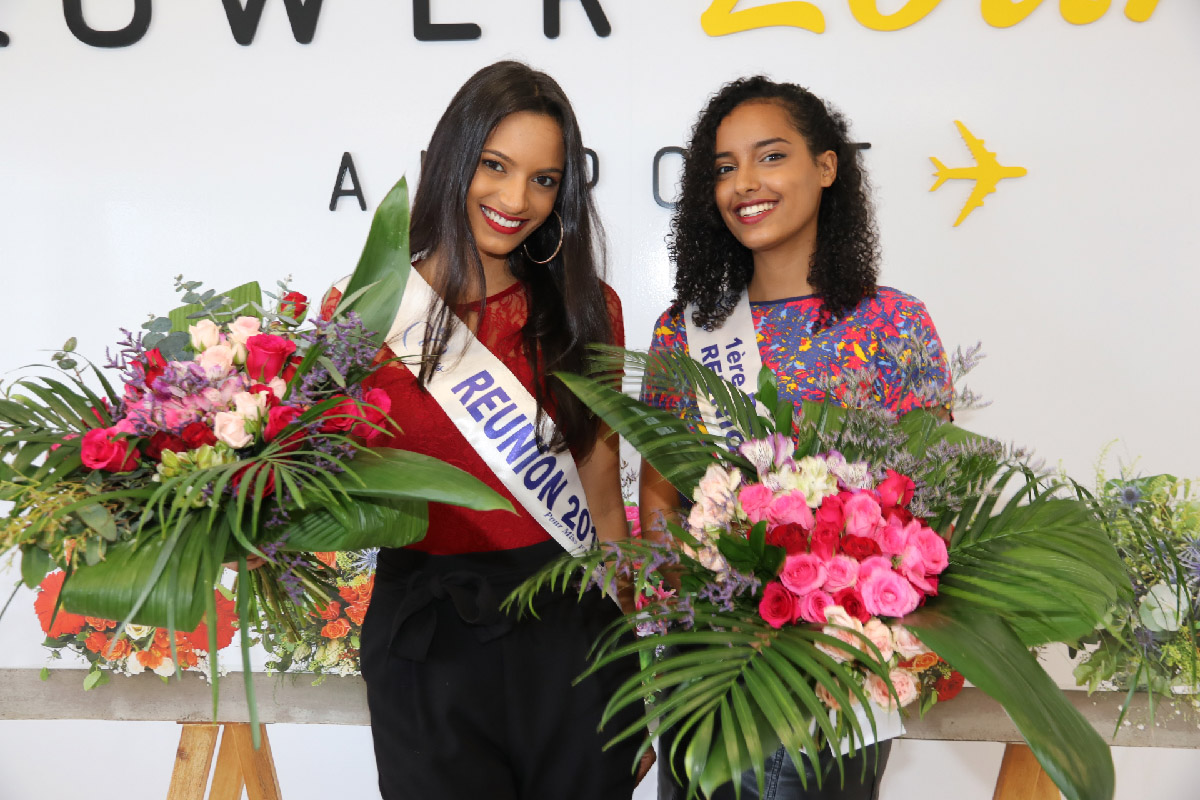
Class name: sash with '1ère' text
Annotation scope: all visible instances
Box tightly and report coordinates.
[335,270,596,556]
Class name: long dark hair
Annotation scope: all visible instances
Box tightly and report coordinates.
[409,60,611,456]
[669,76,880,330]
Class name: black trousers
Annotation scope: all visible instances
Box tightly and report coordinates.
[360,541,642,800]
[657,726,891,800]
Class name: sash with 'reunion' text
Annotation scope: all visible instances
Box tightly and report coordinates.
[336,270,596,556]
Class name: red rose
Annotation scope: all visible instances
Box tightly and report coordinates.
[232,464,275,498]
[244,334,297,383]
[249,383,282,409]
[833,587,871,624]
[144,431,187,461]
[758,581,799,629]
[935,671,965,701]
[264,405,303,450]
[180,421,218,450]
[319,395,360,433]
[809,528,841,561]
[80,427,140,472]
[351,388,393,445]
[877,469,916,511]
[841,535,882,561]
[814,494,845,531]
[280,355,302,384]
[765,523,809,555]
[279,291,309,322]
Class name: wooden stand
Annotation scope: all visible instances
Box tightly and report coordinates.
[167,722,283,800]
[992,743,1059,800]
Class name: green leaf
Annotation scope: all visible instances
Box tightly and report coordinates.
[342,448,514,512]
[76,503,119,542]
[21,546,53,589]
[168,282,263,332]
[904,605,1115,800]
[280,498,429,552]
[39,666,50,681]
[337,177,411,349]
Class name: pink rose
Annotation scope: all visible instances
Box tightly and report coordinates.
[842,492,884,540]
[213,411,253,449]
[737,484,775,524]
[197,344,235,377]
[876,515,912,557]
[860,569,921,618]
[897,544,937,595]
[625,505,642,538]
[188,319,221,351]
[797,590,835,624]
[758,581,799,629]
[862,619,895,662]
[822,555,860,593]
[912,527,949,575]
[244,334,297,383]
[226,316,262,347]
[891,625,929,659]
[865,669,918,711]
[780,553,827,597]
[815,681,844,711]
[766,491,814,528]
[80,427,140,472]
[857,555,893,584]
[817,612,866,664]
[813,493,845,531]
[876,469,916,510]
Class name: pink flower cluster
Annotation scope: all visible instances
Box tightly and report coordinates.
[756,468,948,630]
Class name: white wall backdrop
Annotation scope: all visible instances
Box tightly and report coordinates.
[2,2,1198,797]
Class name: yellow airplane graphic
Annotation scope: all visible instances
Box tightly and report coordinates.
[930,121,1027,227]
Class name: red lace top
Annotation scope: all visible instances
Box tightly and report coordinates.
[322,279,624,554]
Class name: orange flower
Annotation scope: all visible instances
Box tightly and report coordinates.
[911,652,940,672]
[85,617,118,631]
[345,602,368,627]
[175,648,199,670]
[136,649,165,669]
[103,638,132,661]
[321,618,351,639]
[84,631,109,653]
[313,551,339,568]
[33,572,87,638]
[338,585,359,604]
[153,629,171,649]
[184,590,238,652]
[317,600,342,621]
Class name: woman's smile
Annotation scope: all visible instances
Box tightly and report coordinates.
[480,204,528,234]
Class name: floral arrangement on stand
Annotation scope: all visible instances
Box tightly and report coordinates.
[1072,449,1200,702]
[0,179,511,739]
[261,549,375,681]
[507,347,1130,800]
[33,569,239,688]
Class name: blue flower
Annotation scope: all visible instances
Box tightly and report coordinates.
[1119,484,1142,507]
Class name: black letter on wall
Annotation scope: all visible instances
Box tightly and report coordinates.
[583,148,599,189]
[544,0,611,38]
[652,146,685,210]
[0,30,9,47]
[330,152,366,211]
[222,0,324,46]
[413,0,480,41]
[64,0,152,48]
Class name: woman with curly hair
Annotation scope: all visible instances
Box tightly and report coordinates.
[641,76,953,799]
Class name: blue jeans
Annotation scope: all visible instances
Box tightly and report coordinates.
[657,740,891,800]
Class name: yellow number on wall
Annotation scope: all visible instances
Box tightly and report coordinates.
[848,0,942,31]
[982,0,1044,28]
[1124,0,1158,22]
[1060,0,1111,24]
[701,0,826,36]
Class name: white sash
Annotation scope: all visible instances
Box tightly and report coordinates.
[686,292,905,746]
[336,270,596,556]
[684,293,769,451]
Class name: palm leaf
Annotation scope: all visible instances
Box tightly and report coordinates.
[904,605,1115,800]
[280,497,429,552]
[341,447,514,512]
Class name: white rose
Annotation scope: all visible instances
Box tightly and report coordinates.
[227,316,262,346]
[268,377,288,399]
[189,319,221,351]
[125,656,145,675]
[124,624,153,640]
[232,390,268,422]
[152,657,176,678]
[213,411,254,449]
[891,625,929,659]
[197,344,235,378]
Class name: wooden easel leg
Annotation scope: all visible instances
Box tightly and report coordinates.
[992,743,1060,800]
[230,722,284,800]
[208,724,246,800]
[166,723,220,800]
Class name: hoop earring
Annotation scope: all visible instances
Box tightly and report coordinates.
[522,210,564,265]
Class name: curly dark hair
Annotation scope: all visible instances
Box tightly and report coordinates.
[669,76,880,330]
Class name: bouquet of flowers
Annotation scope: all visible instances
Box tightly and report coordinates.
[0,179,511,736]
[33,569,239,688]
[262,549,376,681]
[1072,453,1200,701]
[507,348,1129,800]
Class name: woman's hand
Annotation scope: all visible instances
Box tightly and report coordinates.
[222,555,268,572]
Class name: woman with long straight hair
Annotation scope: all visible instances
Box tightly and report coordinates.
[641,76,954,800]
[325,61,645,800]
